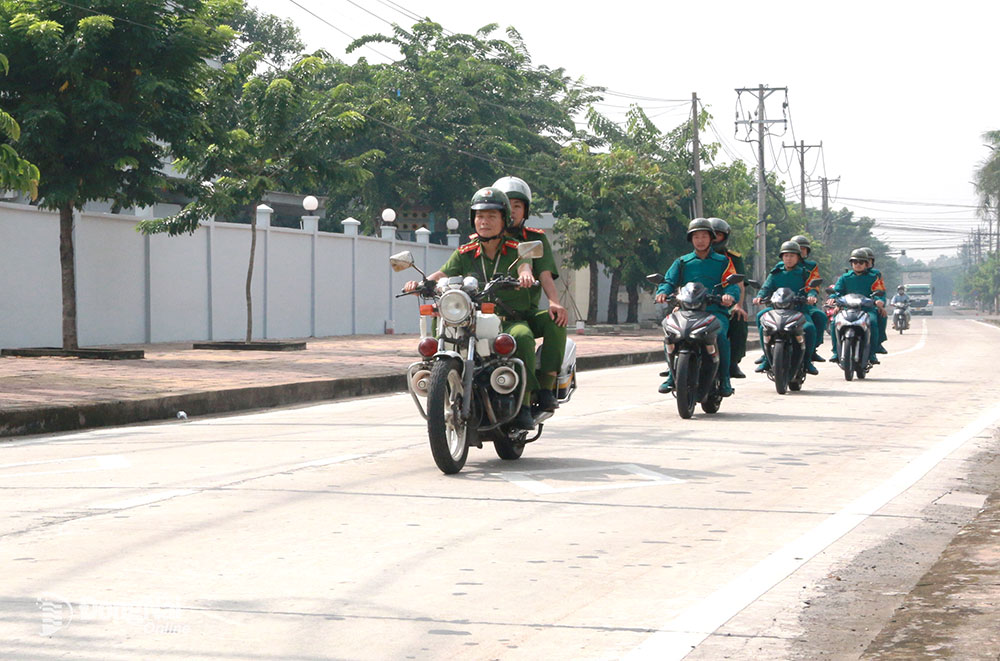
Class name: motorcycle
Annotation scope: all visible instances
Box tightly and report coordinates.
[646,273,744,419]
[754,278,822,394]
[892,301,910,333]
[826,287,876,382]
[390,241,577,474]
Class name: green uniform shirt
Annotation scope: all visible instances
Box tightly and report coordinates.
[770,257,821,297]
[508,225,558,308]
[758,262,811,300]
[656,250,740,315]
[831,268,887,301]
[440,236,536,315]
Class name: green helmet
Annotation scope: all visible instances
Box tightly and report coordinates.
[860,247,874,260]
[791,234,811,253]
[707,217,731,237]
[492,176,531,216]
[779,240,802,256]
[469,187,511,233]
[850,248,868,262]
[686,217,716,242]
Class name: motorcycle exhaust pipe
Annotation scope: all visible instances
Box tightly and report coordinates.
[490,366,520,395]
[410,369,432,397]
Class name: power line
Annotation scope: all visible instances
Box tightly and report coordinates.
[286,0,396,62]
[836,195,979,209]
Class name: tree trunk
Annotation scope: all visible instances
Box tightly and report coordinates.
[587,259,599,325]
[59,203,79,349]
[626,282,639,323]
[246,210,257,343]
[607,267,621,324]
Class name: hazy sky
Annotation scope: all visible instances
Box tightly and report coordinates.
[250,0,999,259]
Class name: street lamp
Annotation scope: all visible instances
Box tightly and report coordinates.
[301,195,320,232]
[446,217,460,247]
[381,208,396,239]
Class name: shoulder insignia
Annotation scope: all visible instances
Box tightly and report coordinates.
[524,226,545,235]
[501,239,519,255]
[458,242,479,255]
[727,250,741,258]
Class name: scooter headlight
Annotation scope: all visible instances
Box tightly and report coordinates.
[438,290,473,324]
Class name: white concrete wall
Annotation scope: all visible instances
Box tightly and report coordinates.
[0,203,466,347]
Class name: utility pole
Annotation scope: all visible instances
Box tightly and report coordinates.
[735,84,787,283]
[817,176,840,248]
[782,140,822,217]
[691,92,704,218]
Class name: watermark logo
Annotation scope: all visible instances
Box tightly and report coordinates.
[37,595,74,636]
[36,594,189,636]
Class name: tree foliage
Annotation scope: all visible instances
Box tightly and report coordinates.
[0,51,40,197]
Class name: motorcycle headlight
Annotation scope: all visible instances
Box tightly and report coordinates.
[761,317,778,331]
[438,290,473,324]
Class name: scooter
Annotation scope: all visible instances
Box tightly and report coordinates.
[892,301,910,333]
[755,278,822,394]
[391,242,577,474]
[827,287,876,382]
[646,273,744,419]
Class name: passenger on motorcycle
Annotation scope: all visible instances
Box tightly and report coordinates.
[860,247,889,353]
[494,175,566,412]
[791,234,828,362]
[654,218,740,396]
[709,217,749,379]
[827,248,886,365]
[753,241,819,375]
[403,187,538,429]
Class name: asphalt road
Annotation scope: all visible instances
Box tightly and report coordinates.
[3,311,1000,660]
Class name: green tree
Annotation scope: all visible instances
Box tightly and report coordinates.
[139,50,381,342]
[0,0,236,349]
[0,52,40,197]
[340,20,596,230]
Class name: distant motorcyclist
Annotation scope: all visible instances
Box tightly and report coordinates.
[709,217,748,379]
[403,187,538,429]
[891,285,911,328]
[654,218,740,396]
[791,235,827,362]
[827,248,886,365]
[753,241,819,375]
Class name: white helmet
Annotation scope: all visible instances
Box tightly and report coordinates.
[492,176,532,215]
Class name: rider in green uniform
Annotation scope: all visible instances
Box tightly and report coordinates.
[828,248,886,365]
[709,217,748,378]
[860,247,889,353]
[494,176,567,412]
[753,241,819,375]
[654,218,741,397]
[791,235,827,362]
[404,187,539,429]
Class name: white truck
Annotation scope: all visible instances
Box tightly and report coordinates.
[901,270,933,315]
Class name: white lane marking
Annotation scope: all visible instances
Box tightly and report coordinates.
[90,489,197,510]
[498,463,683,495]
[288,454,362,470]
[0,455,130,478]
[889,318,927,356]
[971,319,1000,332]
[624,401,1000,661]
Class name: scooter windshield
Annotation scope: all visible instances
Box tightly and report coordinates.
[771,287,796,309]
[675,282,708,309]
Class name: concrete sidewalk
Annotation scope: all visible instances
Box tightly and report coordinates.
[0,329,677,438]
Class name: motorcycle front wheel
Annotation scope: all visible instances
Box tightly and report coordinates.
[842,339,855,382]
[674,351,699,419]
[426,358,470,474]
[772,340,789,394]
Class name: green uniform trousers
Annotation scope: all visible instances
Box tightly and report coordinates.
[502,319,540,405]
[728,317,748,366]
[525,310,567,389]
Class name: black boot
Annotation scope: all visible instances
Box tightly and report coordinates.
[513,405,535,430]
[811,352,826,362]
[536,389,558,412]
[730,364,746,378]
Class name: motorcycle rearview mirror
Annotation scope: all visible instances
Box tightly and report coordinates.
[724,273,745,285]
[746,279,761,289]
[808,278,823,289]
[646,273,665,285]
[390,250,421,275]
[825,285,836,294]
[517,240,544,260]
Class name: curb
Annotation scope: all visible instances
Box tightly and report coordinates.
[0,340,760,439]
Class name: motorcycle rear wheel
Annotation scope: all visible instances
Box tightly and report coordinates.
[674,352,699,419]
[772,340,789,394]
[426,358,470,474]
[494,435,525,460]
